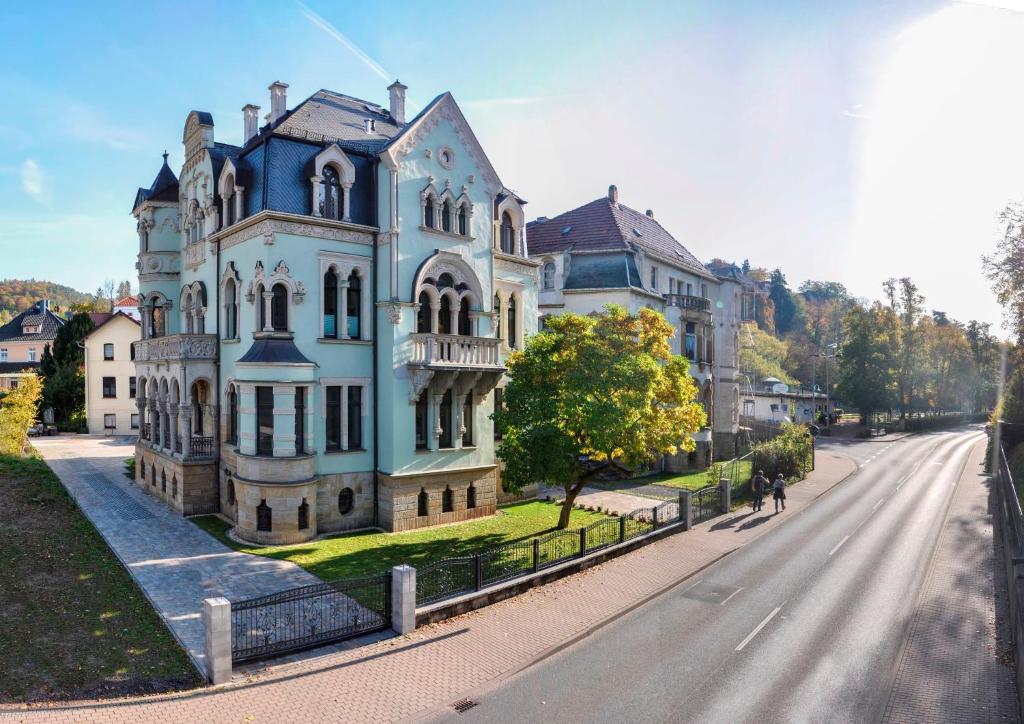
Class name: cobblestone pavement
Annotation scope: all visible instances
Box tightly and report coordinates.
[883,440,1019,723]
[1,448,855,723]
[28,436,318,677]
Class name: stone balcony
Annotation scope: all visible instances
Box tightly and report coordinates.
[664,294,713,324]
[134,334,217,362]
[409,333,502,369]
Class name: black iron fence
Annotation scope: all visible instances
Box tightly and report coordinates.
[230,573,391,663]
[416,497,702,606]
[994,444,1024,714]
[692,485,721,525]
[190,435,215,458]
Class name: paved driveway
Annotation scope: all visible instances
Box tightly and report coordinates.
[32,435,318,678]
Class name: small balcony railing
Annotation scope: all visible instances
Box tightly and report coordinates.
[190,436,215,459]
[664,294,711,313]
[410,333,502,368]
[134,334,217,362]
[141,423,151,441]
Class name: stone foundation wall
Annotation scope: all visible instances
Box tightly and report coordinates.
[317,471,375,533]
[378,466,498,532]
[134,443,217,515]
[664,439,712,473]
[219,446,239,523]
[234,479,320,545]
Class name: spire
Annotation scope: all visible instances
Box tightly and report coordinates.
[162,149,169,164]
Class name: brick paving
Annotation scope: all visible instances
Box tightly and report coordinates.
[2,448,855,723]
[28,436,318,677]
[883,440,1019,723]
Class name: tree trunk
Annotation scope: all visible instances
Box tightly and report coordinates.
[558,479,585,529]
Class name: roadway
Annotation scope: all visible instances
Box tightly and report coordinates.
[446,428,988,723]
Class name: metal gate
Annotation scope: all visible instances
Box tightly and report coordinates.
[692,485,722,525]
[231,573,391,663]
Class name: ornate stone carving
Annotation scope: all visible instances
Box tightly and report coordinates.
[408,368,435,403]
[384,302,402,325]
[217,216,375,251]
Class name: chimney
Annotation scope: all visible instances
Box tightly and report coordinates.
[242,104,261,143]
[267,81,289,124]
[39,299,49,314]
[364,118,376,134]
[646,209,654,218]
[608,185,619,204]
[388,79,408,124]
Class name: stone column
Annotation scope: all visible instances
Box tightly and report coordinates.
[136,395,146,433]
[430,392,443,451]
[678,489,693,531]
[341,182,353,222]
[233,185,244,222]
[338,281,350,339]
[309,176,322,217]
[161,407,170,451]
[430,301,440,334]
[168,404,178,455]
[202,597,232,684]
[181,407,192,458]
[391,565,416,634]
[262,291,274,332]
[719,477,731,514]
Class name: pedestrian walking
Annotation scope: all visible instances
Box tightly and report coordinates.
[751,469,768,512]
[773,473,787,513]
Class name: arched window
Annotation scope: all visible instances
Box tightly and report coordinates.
[417,291,432,333]
[346,271,361,339]
[161,469,166,493]
[424,197,435,228]
[270,283,288,331]
[140,226,149,253]
[458,298,471,336]
[542,262,556,290]
[227,386,238,444]
[507,295,517,349]
[338,487,354,515]
[500,212,515,254]
[225,279,237,339]
[467,483,477,509]
[458,205,468,235]
[418,488,429,517]
[150,463,156,487]
[151,302,165,338]
[441,201,452,232]
[439,389,453,448]
[298,499,309,530]
[223,175,235,227]
[437,273,454,289]
[320,165,341,220]
[323,269,338,338]
[257,499,272,531]
[494,295,502,341]
[439,295,452,335]
[227,477,236,506]
[442,485,453,513]
[171,476,177,499]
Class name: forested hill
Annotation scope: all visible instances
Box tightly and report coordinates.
[0,279,91,319]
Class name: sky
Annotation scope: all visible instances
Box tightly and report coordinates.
[1,0,1022,334]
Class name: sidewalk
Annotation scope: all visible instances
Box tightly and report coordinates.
[882,439,1019,723]
[29,436,319,678]
[2,448,855,723]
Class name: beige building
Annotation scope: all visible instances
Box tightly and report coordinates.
[84,312,141,435]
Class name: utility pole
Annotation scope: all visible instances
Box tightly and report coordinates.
[822,342,838,430]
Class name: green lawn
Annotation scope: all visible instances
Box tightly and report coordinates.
[0,453,200,703]
[191,500,610,581]
[591,459,755,494]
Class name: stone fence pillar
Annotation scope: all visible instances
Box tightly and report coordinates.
[203,596,232,684]
[719,477,731,514]
[392,564,416,634]
[678,489,693,531]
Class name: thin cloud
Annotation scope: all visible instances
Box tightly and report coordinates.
[462,96,552,110]
[20,159,48,204]
[842,103,869,119]
[62,102,148,151]
[297,1,392,82]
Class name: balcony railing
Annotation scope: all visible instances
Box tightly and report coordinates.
[410,333,502,368]
[190,436,215,458]
[664,294,711,313]
[134,334,217,362]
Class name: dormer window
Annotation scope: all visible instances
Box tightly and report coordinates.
[320,165,341,220]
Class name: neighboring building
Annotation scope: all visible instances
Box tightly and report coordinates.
[131,80,537,544]
[740,377,834,425]
[113,295,141,320]
[0,299,64,389]
[527,186,741,466]
[84,311,141,434]
[705,260,770,330]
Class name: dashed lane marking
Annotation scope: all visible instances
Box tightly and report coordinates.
[736,606,783,652]
[829,535,850,557]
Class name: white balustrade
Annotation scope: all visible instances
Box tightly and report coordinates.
[410,333,501,367]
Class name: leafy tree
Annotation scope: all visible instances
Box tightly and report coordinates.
[495,306,706,529]
[739,322,796,386]
[0,373,42,456]
[116,280,133,300]
[0,278,93,319]
[41,312,94,429]
[769,269,807,337]
[836,303,897,422]
[983,201,1024,346]
[883,277,925,419]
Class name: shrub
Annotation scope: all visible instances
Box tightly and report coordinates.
[750,423,813,482]
[0,374,42,456]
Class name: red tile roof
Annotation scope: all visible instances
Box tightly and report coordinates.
[114,295,138,307]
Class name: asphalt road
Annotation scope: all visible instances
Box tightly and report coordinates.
[439,428,987,724]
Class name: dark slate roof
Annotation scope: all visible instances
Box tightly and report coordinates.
[563,252,644,291]
[133,153,179,211]
[706,260,750,284]
[238,338,314,365]
[0,301,66,342]
[0,361,39,374]
[271,89,404,149]
[528,197,712,278]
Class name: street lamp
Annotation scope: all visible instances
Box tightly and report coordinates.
[822,342,838,429]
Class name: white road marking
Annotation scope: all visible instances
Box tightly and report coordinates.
[736,606,783,651]
[829,535,850,556]
[719,587,744,606]
[873,497,886,511]
[682,579,703,593]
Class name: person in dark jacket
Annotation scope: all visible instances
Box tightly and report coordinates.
[751,470,768,512]
[773,473,787,513]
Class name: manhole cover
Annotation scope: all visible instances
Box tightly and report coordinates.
[681,580,741,605]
